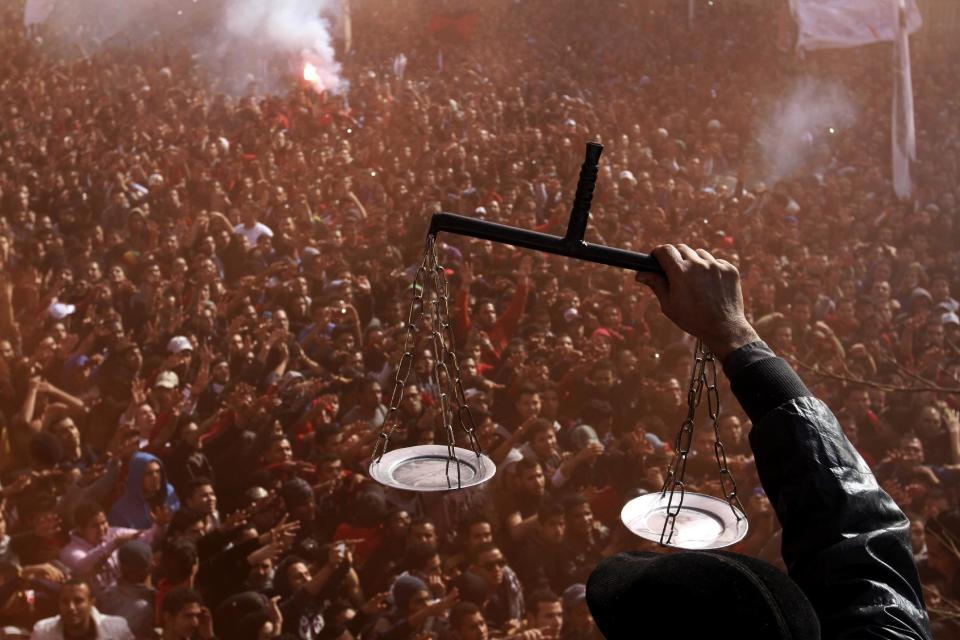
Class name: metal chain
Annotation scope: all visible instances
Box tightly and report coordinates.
[658,340,744,546]
[372,243,430,463]
[705,351,747,523]
[372,236,485,489]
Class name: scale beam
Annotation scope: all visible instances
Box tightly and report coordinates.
[427,142,664,274]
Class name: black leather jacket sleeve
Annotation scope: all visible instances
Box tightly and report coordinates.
[726,342,932,640]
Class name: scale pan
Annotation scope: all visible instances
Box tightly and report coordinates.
[621,491,748,550]
[369,444,496,492]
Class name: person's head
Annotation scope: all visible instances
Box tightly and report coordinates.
[537,500,566,544]
[563,495,595,538]
[359,378,383,409]
[405,542,442,583]
[49,415,81,455]
[142,459,164,497]
[460,515,494,553]
[162,587,206,639]
[276,556,312,597]
[450,602,488,640]
[280,478,316,524]
[527,419,558,460]
[408,518,438,547]
[74,501,109,546]
[515,386,541,421]
[392,574,431,616]
[661,376,683,408]
[591,361,617,391]
[314,452,343,486]
[469,542,506,589]
[475,299,498,330]
[247,557,274,591]
[184,477,217,516]
[917,405,943,438]
[844,388,871,417]
[898,433,925,465]
[514,457,546,498]
[262,434,293,465]
[400,383,423,416]
[527,589,563,635]
[161,539,199,585]
[562,584,593,631]
[118,539,154,584]
[718,414,745,442]
[58,579,95,636]
[169,508,209,541]
[240,202,258,226]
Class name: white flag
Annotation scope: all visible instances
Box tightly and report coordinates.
[790,0,921,51]
[892,0,916,200]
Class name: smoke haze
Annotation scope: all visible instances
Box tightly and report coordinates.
[29,0,342,93]
[756,78,858,183]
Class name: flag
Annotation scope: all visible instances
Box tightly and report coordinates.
[892,0,916,200]
[790,0,921,51]
[791,0,921,201]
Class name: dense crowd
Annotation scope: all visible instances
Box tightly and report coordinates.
[0,0,959,637]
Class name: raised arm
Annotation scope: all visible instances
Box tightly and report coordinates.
[636,244,931,640]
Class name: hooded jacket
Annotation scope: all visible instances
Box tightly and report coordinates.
[108,451,180,529]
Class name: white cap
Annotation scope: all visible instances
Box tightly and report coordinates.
[166,336,193,354]
[942,312,960,326]
[154,370,180,389]
[619,170,637,184]
[48,300,76,320]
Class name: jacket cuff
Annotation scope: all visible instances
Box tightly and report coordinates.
[728,352,811,424]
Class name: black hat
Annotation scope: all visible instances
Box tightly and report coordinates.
[587,550,820,640]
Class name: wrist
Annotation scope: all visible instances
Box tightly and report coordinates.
[701,320,761,363]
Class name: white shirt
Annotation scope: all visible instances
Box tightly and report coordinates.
[234,221,273,248]
[31,608,134,639]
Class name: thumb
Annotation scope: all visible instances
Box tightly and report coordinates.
[635,271,668,301]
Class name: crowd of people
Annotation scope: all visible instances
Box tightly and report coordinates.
[0,0,959,637]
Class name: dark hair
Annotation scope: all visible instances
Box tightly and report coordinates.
[161,539,199,583]
[184,476,214,497]
[314,452,341,466]
[537,500,565,524]
[450,601,483,629]
[524,419,554,442]
[410,516,434,529]
[61,577,92,593]
[468,542,500,566]
[168,508,207,538]
[528,589,561,616]
[73,500,105,529]
[403,542,439,573]
[458,512,493,537]
[516,383,539,399]
[163,586,204,617]
[514,457,542,476]
[562,494,590,515]
[273,555,309,598]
